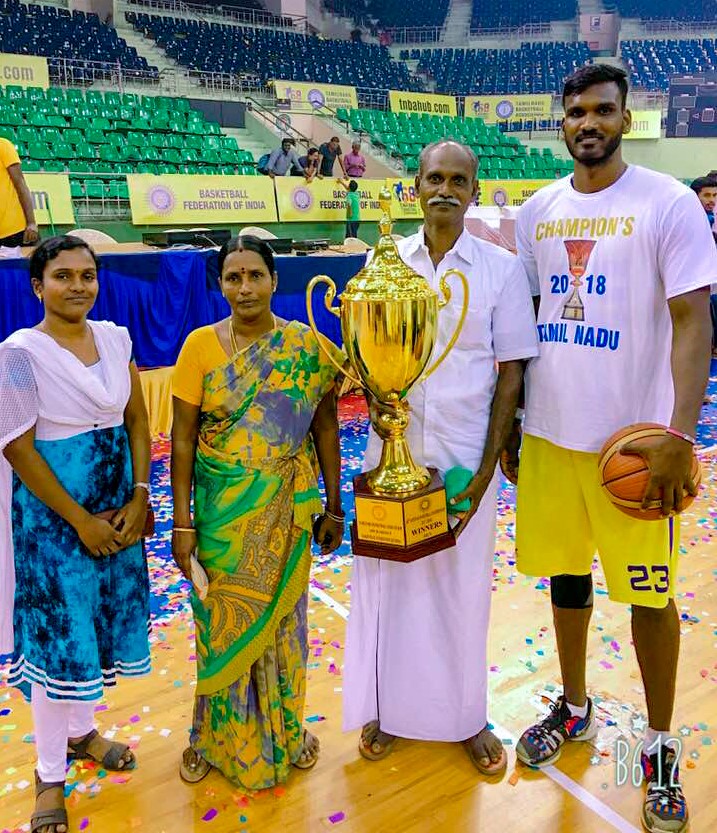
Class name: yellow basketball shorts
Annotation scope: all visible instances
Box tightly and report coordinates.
[515,434,678,609]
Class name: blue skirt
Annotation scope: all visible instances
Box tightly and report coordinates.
[8,425,151,702]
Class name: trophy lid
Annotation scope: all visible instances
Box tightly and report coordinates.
[341,186,434,301]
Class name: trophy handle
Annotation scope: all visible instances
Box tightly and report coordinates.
[306,274,364,389]
[421,268,469,381]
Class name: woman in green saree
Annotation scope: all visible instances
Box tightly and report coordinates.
[171,235,344,790]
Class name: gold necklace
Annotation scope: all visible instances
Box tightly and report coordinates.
[229,314,277,356]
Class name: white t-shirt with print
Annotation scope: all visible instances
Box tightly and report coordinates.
[516,165,717,453]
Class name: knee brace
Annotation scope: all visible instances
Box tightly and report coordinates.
[550,573,593,609]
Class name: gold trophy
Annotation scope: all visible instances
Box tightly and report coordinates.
[562,239,596,321]
[306,187,469,562]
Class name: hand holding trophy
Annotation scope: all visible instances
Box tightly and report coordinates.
[306,186,470,562]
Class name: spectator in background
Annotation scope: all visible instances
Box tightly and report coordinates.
[293,147,320,181]
[318,137,345,179]
[690,175,717,231]
[337,179,361,239]
[266,139,305,179]
[344,141,367,179]
[690,175,717,355]
[0,137,39,248]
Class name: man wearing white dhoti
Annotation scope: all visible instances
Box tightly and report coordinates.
[343,141,539,773]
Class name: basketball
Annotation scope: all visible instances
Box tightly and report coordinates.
[598,423,701,520]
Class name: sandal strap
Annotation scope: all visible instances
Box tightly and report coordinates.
[31,807,69,832]
[34,771,66,798]
[67,727,99,757]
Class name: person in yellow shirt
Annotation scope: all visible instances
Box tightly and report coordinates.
[0,137,38,247]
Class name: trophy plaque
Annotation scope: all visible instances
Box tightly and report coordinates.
[306,187,469,562]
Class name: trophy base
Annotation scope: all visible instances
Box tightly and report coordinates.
[351,468,456,562]
[562,305,585,321]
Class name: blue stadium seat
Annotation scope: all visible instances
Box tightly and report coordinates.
[417,42,592,95]
[470,0,577,31]
[0,0,158,82]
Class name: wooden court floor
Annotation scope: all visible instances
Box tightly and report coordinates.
[1,447,716,833]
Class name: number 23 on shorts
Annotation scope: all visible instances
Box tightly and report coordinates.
[627,564,670,593]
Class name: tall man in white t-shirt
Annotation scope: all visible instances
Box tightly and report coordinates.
[343,141,539,773]
[512,64,717,833]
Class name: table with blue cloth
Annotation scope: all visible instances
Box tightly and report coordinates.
[0,248,367,364]
[0,248,367,435]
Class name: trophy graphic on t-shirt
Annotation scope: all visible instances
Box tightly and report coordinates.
[562,239,596,321]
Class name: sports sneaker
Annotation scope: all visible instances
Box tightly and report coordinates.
[641,745,689,833]
[516,695,598,766]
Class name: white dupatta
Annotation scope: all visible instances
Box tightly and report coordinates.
[0,321,132,654]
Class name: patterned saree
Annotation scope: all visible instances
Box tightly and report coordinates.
[190,321,341,790]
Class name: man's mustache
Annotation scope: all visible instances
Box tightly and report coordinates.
[427,196,461,206]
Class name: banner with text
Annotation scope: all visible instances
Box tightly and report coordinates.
[25,174,74,225]
[465,94,553,124]
[127,175,277,225]
[479,179,553,208]
[389,91,457,117]
[388,179,424,220]
[0,53,49,90]
[624,110,661,139]
[276,178,390,222]
[273,80,358,112]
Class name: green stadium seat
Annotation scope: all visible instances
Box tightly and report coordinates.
[0,110,22,127]
[149,133,166,149]
[70,180,84,198]
[0,126,16,142]
[22,158,42,171]
[157,163,178,174]
[140,147,161,162]
[54,142,74,161]
[47,87,64,103]
[121,94,139,108]
[117,163,134,174]
[84,180,106,200]
[166,134,184,150]
[43,160,65,172]
[220,165,236,175]
[136,163,159,174]
[27,112,51,128]
[69,160,92,173]
[28,142,52,160]
[85,129,108,145]
[160,148,181,164]
[104,92,121,108]
[75,142,97,160]
[182,149,199,163]
[98,145,122,163]
[127,132,144,146]
[336,107,349,123]
[107,180,130,199]
[4,86,25,101]
[200,150,221,165]
[93,118,112,131]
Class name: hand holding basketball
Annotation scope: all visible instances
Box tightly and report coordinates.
[622,431,698,516]
[599,423,701,520]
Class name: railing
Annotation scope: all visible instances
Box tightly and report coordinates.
[383,27,444,45]
[122,0,307,32]
[245,95,315,152]
[49,58,161,90]
[468,21,553,38]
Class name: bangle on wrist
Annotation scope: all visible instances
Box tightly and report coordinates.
[665,427,696,446]
[325,508,345,523]
[134,482,150,494]
[173,526,196,533]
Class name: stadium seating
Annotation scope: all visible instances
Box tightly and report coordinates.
[0,85,258,202]
[613,0,716,21]
[470,0,577,31]
[336,107,573,177]
[324,0,449,29]
[127,14,423,97]
[0,0,158,84]
[415,42,592,95]
[622,38,717,92]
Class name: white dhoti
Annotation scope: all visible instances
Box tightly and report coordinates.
[343,429,499,741]
[342,227,539,741]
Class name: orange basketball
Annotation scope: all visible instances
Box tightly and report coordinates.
[598,423,701,520]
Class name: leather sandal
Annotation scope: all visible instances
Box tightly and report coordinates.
[31,771,68,833]
[179,746,212,784]
[67,728,136,770]
[292,729,320,770]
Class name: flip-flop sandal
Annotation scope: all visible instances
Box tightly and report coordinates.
[293,729,320,770]
[359,721,396,762]
[464,738,508,777]
[31,771,68,833]
[67,728,136,771]
[180,747,212,784]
